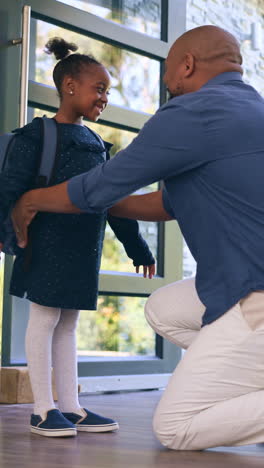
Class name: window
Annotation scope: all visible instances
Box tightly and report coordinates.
[30,104,159,357]
[77,295,155,358]
[1,0,182,378]
[55,0,163,38]
[183,239,196,279]
[34,19,160,113]
[32,108,159,274]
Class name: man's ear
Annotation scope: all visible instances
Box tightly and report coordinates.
[183,53,195,77]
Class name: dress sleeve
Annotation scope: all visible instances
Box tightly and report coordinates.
[0,124,41,226]
[107,214,155,266]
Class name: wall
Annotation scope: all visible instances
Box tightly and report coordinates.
[187,0,264,94]
[183,0,264,278]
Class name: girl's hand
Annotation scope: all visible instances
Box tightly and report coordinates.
[135,263,155,279]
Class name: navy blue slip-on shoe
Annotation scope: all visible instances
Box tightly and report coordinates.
[62,408,119,432]
[30,409,77,437]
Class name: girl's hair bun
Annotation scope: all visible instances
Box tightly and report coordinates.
[44,37,78,60]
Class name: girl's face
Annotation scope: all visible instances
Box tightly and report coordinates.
[64,64,111,121]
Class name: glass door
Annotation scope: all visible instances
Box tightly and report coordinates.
[0,0,185,386]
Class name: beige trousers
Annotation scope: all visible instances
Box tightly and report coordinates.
[145,277,264,450]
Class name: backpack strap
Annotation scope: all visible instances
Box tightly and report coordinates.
[38,117,58,185]
[0,118,58,185]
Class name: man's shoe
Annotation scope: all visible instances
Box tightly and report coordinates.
[30,409,77,437]
[62,408,119,432]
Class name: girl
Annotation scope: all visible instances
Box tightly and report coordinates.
[0,38,155,437]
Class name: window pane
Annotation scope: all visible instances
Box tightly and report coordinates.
[88,122,159,273]
[88,121,137,157]
[183,239,196,279]
[77,295,155,358]
[101,202,158,273]
[32,19,160,113]
[30,108,159,273]
[55,0,162,38]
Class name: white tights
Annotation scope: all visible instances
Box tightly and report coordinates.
[26,302,83,419]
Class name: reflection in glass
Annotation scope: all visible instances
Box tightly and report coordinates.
[55,0,162,38]
[77,295,155,357]
[33,19,160,113]
[32,108,159,272]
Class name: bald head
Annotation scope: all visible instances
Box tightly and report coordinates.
[164,25,243,98]
[172,25,242,65]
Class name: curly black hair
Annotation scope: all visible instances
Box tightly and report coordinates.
[44,37,101,98]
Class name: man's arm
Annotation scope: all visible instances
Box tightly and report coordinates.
[12,103,207,247]
[11,182,80,248]
[109,191,173,221]
[66,104,206,214]
[20,182,81,213]
[19,103,206,217]
[12,187,173,248]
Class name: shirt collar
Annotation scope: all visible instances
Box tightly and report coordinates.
[202,72,243,88]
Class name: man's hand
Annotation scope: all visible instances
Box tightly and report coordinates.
[135,263,156,279]
[11,193,37,248]
[11,182,81,249]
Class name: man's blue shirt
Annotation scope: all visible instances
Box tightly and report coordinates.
[68,72,264,325]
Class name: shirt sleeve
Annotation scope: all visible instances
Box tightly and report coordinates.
[67,103,209,213]
[162,187,175,218]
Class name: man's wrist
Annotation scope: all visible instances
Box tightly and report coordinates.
[23,189,42,212]
[22,184,82,214]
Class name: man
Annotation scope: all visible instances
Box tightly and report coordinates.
[11,25,264,450]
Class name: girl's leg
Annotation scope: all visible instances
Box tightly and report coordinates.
[52,308,119,432]
[52,309,83,415]
[26,303,61,418]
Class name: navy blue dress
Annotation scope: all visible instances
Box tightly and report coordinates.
[0,118,154,310]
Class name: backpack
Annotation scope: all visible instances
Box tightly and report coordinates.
[0,117,108,255]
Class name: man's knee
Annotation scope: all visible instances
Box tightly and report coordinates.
[144,289,162,332]
[152,407,190,450]
[152,409,172,448]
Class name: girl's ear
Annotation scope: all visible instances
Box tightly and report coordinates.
[63,76,75,96]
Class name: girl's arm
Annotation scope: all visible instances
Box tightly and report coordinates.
[107,214,155,278]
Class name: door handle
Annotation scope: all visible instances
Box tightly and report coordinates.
[19,5,31,127]
[4,6,31,127]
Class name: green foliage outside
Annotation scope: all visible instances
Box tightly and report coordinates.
[77,296,155,355]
